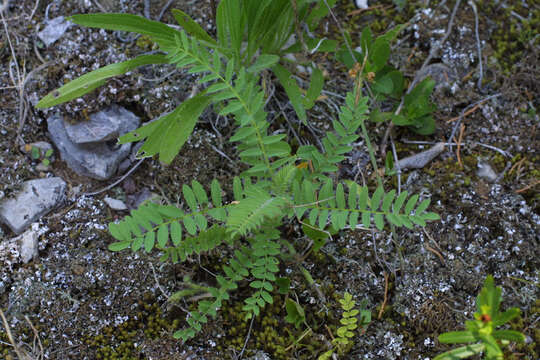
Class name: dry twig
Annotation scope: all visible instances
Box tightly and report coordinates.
[378,272,389,319]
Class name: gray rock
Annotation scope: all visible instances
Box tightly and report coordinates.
[47,113,132,180]
[64,105,140,144]
[397,142,446,170]
[104,196,128,211]
[0,177,66,235]
[16,223,40,263]
[477,161,498,182]
[38,16,72,47]
[414,63,458,89]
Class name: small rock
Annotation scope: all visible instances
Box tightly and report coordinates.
[414,63,458,90]
[477,161,498,182]
[354,0,369,9]
[246,351,272,360]
[16,223,40,263]
[38,16,72,47]
[397,142,446,170]
[104,196,128,211]
[64,105,140,144]
[126,188,161,210]
[47,113,132,180]
[0,177,66,235]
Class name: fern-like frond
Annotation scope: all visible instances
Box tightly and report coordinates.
[108,179,234,253]
[242,227,281,319]
[292,179,439,231]
[226,186,288,237]
[297,92,369,176]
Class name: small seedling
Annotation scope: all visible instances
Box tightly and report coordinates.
[29,145,54,167]
[319,292,371,359]
[434,275,525,360]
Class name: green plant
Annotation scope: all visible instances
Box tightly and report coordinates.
[338,26,437,135]
[30,146,53,167]
[36,0,439,349]
[319,292,371,359]
[434,275,525,360]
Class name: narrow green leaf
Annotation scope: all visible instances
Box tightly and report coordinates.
[108,241,131,251]
[247,54,280,73]
[348,183,357,209]
[272,64,306,123]
[371,186,384,210]
[183,216,197,235]
[336,183,346,208]
[433,344,485,360]
[131,237,143,252]
[219,100,243,116]
[171,9,217,45]
[191,180,208,205]
[144,231,155,253]
[381,189,396,213]
[157,225,169,248]
[170,221,182,246]
[404,194,419,214]
[415,198,431,214]
[393,191,408,213]
[305,67,324,108]
[362,212,370,228]
[374,213,384,230]
[210,179,222,207]
[183,185,198,211]
[37,54,169,108]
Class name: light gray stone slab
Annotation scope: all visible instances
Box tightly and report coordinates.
[0,178,66,235]
[38,16,72,47]
[64,105,140,144]
[47,114,132,180]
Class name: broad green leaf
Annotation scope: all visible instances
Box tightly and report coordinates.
[126,93,212,164]
[369,37,390,72]
[37,54,169,108]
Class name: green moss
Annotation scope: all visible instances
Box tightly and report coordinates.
[82,294,175,360]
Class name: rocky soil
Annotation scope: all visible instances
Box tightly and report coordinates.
[0,0,538,359]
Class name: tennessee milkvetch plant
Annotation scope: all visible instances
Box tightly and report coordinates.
[36,0,439,345]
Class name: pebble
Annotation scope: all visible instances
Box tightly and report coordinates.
[104,196,128,211]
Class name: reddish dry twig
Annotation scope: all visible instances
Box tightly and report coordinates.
[378,272,390,320]
[457,123,465,168]
[516,180,540,194]
[447,103,482,123]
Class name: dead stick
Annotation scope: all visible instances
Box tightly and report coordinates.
[378,272,389,319]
